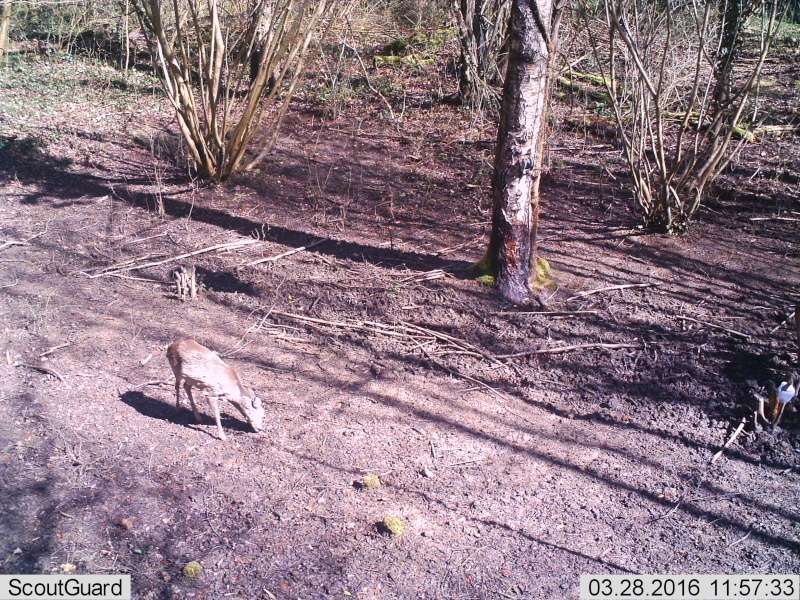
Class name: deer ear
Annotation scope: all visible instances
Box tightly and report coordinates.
[252,397,262,409]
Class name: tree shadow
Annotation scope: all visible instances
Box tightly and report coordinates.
[196,266,262,297]
[2,135,476,277]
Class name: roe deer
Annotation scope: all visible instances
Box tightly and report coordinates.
[167,339,265,440]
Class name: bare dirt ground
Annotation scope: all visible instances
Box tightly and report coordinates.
[1,46,799,600]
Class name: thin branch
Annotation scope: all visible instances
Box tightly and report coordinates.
[567,282,661,302]
[710,417,747,464]
[496,342,641,359]
[493,310,599,317]
[243,238,326,267]
[40,342,71,358]
[14,362,65,382]
[0,227,47,252]
[677,315,751,341]
[86,238,258,277]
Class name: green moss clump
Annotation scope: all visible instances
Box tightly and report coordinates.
[373,54,433,68]
[533,256,556,291]
[472,251,555,291]
[183,561,203,579]
[475,274,496,287]
[380,515,407,537]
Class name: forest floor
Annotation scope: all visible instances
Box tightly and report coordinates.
[0,37,799,600]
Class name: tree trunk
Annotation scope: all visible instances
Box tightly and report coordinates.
[456,0,511,107]
[487,0,554,304]
[458,0,485,104]
[713,0,744,110]
[0,0,12,60]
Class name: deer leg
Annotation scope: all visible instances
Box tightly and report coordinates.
[208,396,227,441]
[774,403,787,427]
[174,378,183,409]
[183,383,201,423]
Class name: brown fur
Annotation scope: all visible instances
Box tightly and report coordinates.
[167,339,265,440]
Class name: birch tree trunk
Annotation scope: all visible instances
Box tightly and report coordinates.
[487,0,554,304]
[0,0,12,60]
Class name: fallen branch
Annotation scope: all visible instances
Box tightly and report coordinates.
[0,228,47,252]
[726,528,752,549]
[408,337,510,403]
[398,269,448,283]
[677,315,751,341]
[86,239,259,278]
[752,124,798,137]
[769,309,797,335]
[14,362,65,382]
[567,282,660,302]
[0,240,28,252]
[243,239,326,267]
[40,342,71,358]
[496,342,640,359]
[494,310,599,317]
[270,311,504,367]
[749,216,800,222]
[711,417,747,464]
[272,311,353,330]
[399,321,503,366]
[557,75,612,103]
[443,458,485,468]
[434,235,484,256]
[125,231,170,245]
[108,273,165,283]
[138,380,171,389]
[646,500,683,524]
[91,252,163,271]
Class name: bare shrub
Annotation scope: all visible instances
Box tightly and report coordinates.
[132,0,335,181]
[580,0,785,233]
[389,0,449,29]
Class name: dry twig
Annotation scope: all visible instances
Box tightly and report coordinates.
[14,362,65,382]
[711,417,747,464]
[677,315,751,341]
[270,311,506,368]
[768,309,796,335]
[567,282,660,302]
[494,310,599,317]
[749,216,800,222]
[243,239,326,267]
[726,528,752,549]
[496,342,640,359]
[39,342,71,358]
[138,380,171,389]
[86,239,258,278]
[0,228,47,252]
[398,269,448,283]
